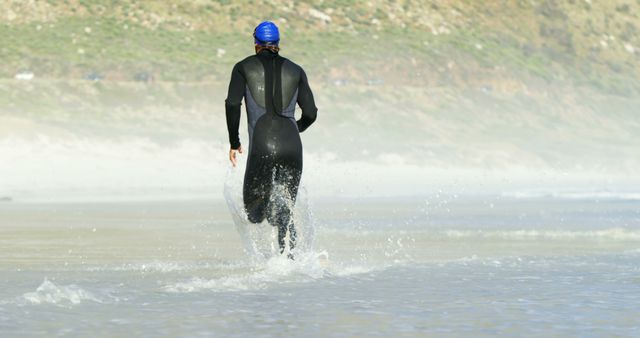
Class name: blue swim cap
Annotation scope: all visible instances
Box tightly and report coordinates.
[254,21,279,45]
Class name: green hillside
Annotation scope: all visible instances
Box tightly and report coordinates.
[1,0,639,94]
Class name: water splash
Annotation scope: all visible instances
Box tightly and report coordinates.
[22,279,103,306]
[165,251,329,293]
[223,164,317,261]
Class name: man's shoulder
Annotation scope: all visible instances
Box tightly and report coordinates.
[281,56,302,69]
[279,56,305,77]
[236,55,259,66]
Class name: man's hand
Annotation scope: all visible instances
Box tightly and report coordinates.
[229,146,243,167]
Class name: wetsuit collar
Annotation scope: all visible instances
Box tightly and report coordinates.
[257,49,278,58]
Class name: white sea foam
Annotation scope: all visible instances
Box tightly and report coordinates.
[163,249,394,293]
[322,227,640,242]
[22,279,103,306]
[329,263,388,277]
[165,251,330,293]
[440,228,640,241]
[84,260,243,273]
[504,190,640,200]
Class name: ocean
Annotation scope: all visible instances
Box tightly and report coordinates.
[1,190,639,337]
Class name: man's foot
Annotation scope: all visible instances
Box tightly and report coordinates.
[287,253,295,260]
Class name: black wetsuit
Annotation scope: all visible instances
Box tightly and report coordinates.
[225,49,317,253]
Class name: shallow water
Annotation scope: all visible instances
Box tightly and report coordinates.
[1,195,639,336]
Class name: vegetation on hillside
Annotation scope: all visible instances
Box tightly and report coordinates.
[1,0,638,94]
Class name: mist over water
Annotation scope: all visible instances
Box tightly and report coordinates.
[3,63,640,203]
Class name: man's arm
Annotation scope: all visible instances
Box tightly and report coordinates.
[296,69,318,132]
[225,63,245,149]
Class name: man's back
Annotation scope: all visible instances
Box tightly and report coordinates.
[225,50,317,149]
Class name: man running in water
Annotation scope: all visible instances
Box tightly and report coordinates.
[225,21,318,257]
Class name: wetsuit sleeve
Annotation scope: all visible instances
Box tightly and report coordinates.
[225,63,245,149]
[296,69,318,133]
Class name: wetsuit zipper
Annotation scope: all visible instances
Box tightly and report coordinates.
[271,56,277,116]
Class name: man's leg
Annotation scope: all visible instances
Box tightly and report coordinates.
[243,155,273,224]
[268,165,301,255]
